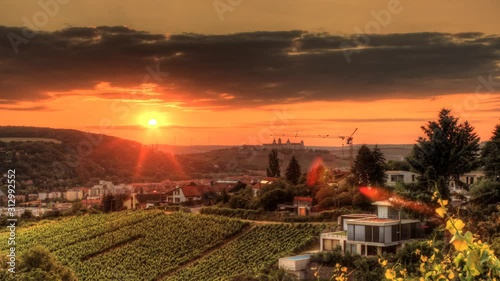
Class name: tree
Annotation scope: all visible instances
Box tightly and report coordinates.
[469,179,500,207]
[481,123,500,180]
[386,159,411,171]
[228,194,250,209]
[21,209,33,219]
[285,156,301,185]
[306,163,326,197]
[266,149,280,177]
[259,188,290,211]
[102,194,126,212]
[1,245,78,281]
[315,185,336,205]
[407,109,480,199]
[351,145,387,187]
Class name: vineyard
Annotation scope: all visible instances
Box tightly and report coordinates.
[0,211,327,280]
[165,223,323,281]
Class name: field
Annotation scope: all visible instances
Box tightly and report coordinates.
[0,211,325,280]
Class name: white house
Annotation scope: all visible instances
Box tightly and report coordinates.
[38,192,48,201]
[65,188,84,201]
[88,180,114,199]
[166,185,213,204]
[448,170,484,194]
[38,191,64,201]
[385,170,419,187]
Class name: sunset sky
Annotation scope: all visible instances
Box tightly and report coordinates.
[0,0,499,146]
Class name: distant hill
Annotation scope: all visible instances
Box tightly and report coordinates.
[155,144,234,154]
[0,126,190,191]
[179,144,415,176]
[310,144,414,161]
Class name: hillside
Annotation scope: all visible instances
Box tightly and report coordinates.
[180,144,415,176]
[181,146,341,176]
[0,210,325,280]
[0,126,192,190]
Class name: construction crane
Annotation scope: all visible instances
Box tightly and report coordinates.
[270,128,358,164]
[340,128,358,164]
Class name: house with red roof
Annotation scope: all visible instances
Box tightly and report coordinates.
[166,184,215,205]
[294,197,313,216]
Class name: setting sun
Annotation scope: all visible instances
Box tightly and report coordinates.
[147,118,158,126]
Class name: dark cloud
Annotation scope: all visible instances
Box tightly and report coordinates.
[0,26,498,109]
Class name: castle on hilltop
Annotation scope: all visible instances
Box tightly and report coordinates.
[263,138,305,150]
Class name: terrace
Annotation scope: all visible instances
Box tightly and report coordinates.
[321,230,347,240]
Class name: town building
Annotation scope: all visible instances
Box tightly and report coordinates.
[263,138,305,150]
[448,170,484,195]
[294,197,313,216]
[124,193,166,209]
[166,184,214,204]
[65,187,85,201]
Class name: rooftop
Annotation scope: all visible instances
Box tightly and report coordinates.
[347,217,420,225]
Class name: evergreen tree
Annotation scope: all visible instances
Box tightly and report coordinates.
[407,109,480,199]
[371,146,387,186]
[102,194,126,212]
[470,179,500,206]
[481,123,500,180]
[285,156,301,185]
[351,145,387,187]
[386,160,411,171]
[266,149,280,177]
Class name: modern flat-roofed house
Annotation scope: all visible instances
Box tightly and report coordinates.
[211,180,242,195]
[320,199,423,256]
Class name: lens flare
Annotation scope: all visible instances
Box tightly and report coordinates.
[307,157,326,187]
[359,186,435,216]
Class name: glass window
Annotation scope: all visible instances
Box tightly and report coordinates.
[392,225,399,242]
[355,225,365,241]
[348,225,355,240]
[373,226,380,242]
[379,226,385,243]
[346,243,357,254]
[365,226,373,242]
[390,175,404,182]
